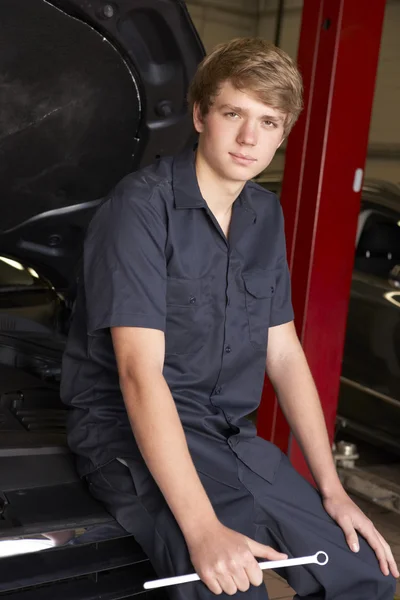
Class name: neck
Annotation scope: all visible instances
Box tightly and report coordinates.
[195,149,245,218]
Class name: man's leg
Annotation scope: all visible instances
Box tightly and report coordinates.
[85,459,269,599]
[238,454,396,600]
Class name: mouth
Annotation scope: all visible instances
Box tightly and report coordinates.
[229,152,257,164]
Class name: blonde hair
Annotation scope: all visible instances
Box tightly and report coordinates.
[188,37,303,136]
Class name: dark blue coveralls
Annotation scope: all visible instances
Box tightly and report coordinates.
[61,149,396,599]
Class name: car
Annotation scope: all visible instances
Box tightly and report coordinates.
[337,179,400,453]
[0,0,204,597]
[255,175,400,455]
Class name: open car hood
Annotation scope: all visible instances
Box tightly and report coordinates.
[0,0,204,290]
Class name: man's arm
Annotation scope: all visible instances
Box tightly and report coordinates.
[265,322,340,495]
[265,321,398,579]
[111,326,287,595]
[112,327,216,535]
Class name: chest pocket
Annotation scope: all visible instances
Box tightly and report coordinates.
[242,270,276,348]
[165,277,209,355]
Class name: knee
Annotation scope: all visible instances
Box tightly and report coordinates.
[375,571,396,600]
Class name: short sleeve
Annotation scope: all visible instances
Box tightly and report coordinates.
[84,179,167,335]
[269,201,294,327]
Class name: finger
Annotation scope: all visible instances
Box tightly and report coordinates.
[356,523,389,576]
[376,530,399,578]
[217,574,237,596]
[246,538,288,560]
[338,516,360,552]
[202,574,222,595]
[231,567,251,593]
[244,557,264,588]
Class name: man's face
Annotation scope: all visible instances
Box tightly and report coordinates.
[194,80,286,183]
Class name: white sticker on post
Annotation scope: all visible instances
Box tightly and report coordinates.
[353,168,364,193]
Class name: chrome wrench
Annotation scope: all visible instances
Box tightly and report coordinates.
[144,550,329,590]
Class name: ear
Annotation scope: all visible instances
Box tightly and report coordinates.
[193,102,205,134]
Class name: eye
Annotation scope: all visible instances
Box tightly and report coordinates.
[224,112,239,118]
[264,120,277,128]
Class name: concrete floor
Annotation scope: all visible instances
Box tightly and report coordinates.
[264,496,400,599]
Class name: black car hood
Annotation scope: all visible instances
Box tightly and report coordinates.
[0,0,204,290]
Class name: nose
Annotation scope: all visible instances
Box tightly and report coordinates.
[237,120,258,146]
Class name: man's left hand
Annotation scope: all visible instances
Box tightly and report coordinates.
[322,489,399,578]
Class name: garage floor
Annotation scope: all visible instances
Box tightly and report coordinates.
[264,496,400,599]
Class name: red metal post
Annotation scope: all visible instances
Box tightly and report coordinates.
[257,0,387,482]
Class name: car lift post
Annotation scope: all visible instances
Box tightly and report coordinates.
[256,0,387,483]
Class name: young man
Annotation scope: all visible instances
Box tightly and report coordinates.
[61,38,398,598]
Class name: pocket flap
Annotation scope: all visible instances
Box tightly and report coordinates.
[166,277,201,307]
[242,272,276,299]
[230,436,282,484]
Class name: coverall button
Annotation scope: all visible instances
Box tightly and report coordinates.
[214,386,222,395]
[225,345,232,353]
[189,296,196,304]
